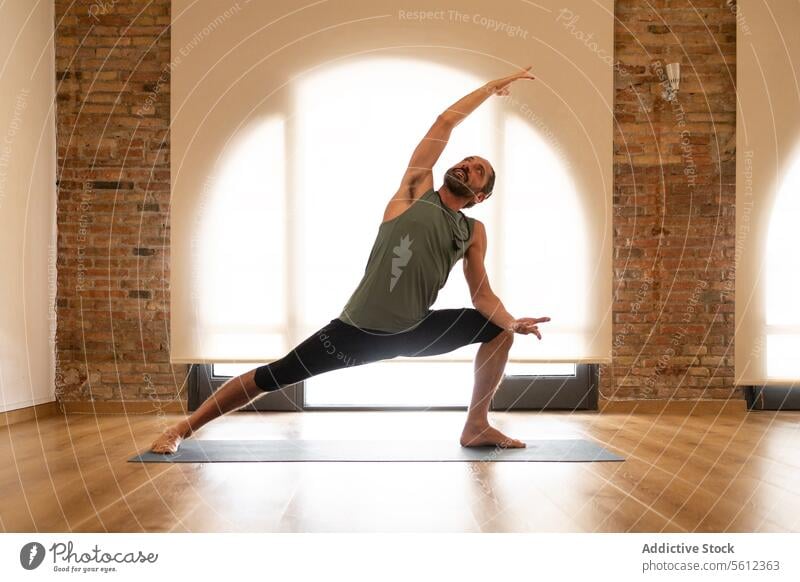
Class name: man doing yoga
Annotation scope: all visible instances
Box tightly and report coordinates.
[151,65,549,454]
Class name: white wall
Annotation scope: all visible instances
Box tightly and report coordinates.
[0,0,58,412]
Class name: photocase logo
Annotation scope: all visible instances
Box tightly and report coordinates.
[20,542,46,570]
[390,234,413,292]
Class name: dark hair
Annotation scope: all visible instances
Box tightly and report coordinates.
[484,167,496,197]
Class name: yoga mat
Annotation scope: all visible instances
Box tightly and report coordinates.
[130,439,624,463]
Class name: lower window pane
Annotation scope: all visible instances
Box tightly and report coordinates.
[304,361,577,407]
[304,362,474,407]
[212,363,266,378]
[212,361,578,407]
[504,362,576,377]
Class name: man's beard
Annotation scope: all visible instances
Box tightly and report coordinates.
[444,168,476,202]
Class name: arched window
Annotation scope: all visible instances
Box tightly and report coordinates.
[173,57,602,385]
[765,156,800,379]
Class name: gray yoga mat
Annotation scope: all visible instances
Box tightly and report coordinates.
[130,439,624,463]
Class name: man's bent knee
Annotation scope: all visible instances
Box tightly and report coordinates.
[253,360,293,392]
[488,328,514,351]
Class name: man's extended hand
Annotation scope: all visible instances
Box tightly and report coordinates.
[510,316,550,340]
[486,65,536,97]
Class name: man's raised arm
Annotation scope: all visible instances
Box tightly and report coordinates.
[384,66,535,219]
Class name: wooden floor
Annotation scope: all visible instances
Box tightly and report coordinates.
[2,407,800,532]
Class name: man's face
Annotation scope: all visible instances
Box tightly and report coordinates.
[443,156,493,208]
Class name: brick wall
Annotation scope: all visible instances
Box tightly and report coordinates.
[53,0,737,403]
[600,0,737,400]
[54,0,183,402]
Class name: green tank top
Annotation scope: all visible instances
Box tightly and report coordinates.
[339,188,475,333]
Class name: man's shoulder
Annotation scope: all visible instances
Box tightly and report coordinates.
[470,218,485,234]
[465,218,486,252]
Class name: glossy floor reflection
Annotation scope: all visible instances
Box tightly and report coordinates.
[2,408,799,532]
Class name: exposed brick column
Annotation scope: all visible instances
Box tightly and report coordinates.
[602,0,737,400]
[54,0,184,403]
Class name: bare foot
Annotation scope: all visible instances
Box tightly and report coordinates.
[150,422,191,454]
[460,423,526,448]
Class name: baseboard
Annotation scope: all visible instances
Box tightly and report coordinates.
[0,401,62,428]
[0,395,59,414]
[598,399,746,415]
[58,400,188,415]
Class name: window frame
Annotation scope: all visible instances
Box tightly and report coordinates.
[744,384,800,411]
[188,363,599,412]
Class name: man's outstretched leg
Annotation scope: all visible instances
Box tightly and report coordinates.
[150,368,265,454]
[460,329,525,448]
[149,317,394,454]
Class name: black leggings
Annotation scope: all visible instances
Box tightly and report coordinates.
[253,308,504,391]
